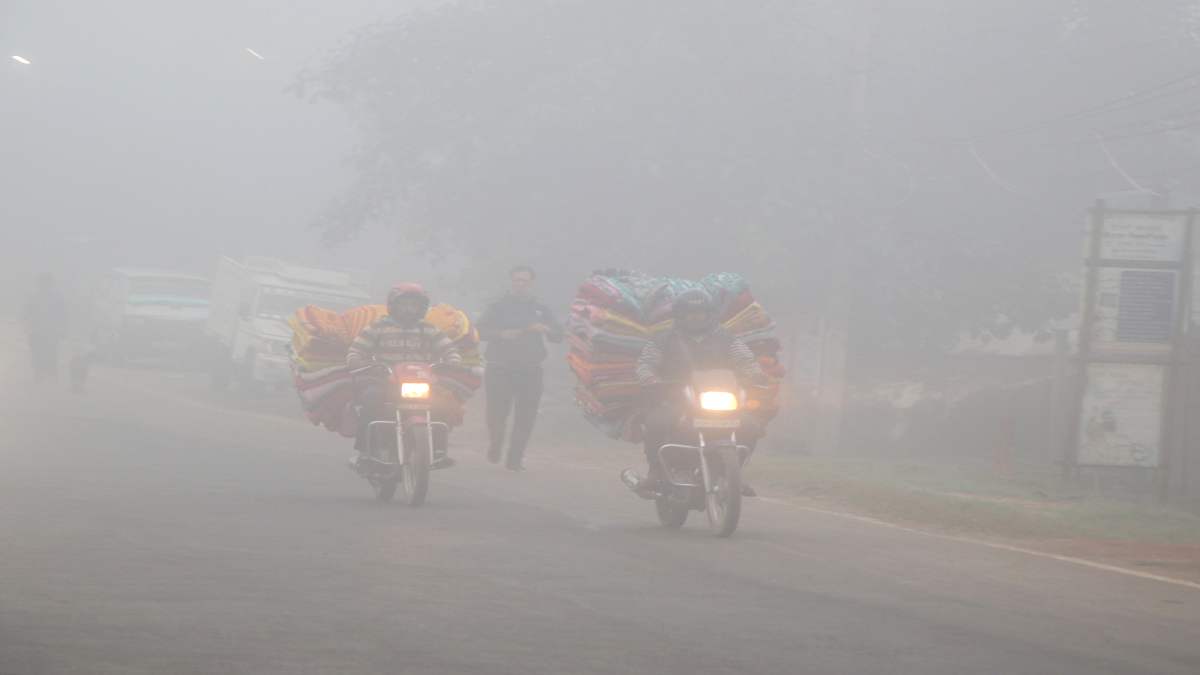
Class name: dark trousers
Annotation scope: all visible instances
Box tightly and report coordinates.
[30,335,60,380]
[485,364,544,467]
[354,380,447,453]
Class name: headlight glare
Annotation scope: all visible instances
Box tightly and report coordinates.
[400,382,431,399]
[700,390,739,412]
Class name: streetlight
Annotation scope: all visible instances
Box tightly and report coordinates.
[12,55,32,65]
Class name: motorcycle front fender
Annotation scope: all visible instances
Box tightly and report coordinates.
[396,410,434,466]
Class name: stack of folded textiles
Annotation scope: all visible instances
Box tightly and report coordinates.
[424,304,484,428]
[289,303,484,435]
[568,270,786,443]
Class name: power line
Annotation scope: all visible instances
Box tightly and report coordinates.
[1095,132,1163,197]
[967,140,1028,197]
[1044,105,1200,147]
[1105,119,1200,142]
[929,35,1169,91]
[935,67,1200,145]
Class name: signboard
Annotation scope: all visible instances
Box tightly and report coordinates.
[1098,213,1186,262]
[1071,206,1192,480]
[1077,362,1165,467]
[1090,268,1177,353]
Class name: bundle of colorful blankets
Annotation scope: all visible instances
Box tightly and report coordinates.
[290,304,484,436]
[568,270,785,443]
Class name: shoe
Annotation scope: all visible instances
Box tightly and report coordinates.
[740,483,758,498]
[431,456,457,470]
[630,467,663,494]
[486,447,502,464]
[506,462,526,472]
[348,454,365,472]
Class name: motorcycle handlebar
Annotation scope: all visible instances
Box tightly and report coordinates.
[351,361,453,378]
[349,363,392,377]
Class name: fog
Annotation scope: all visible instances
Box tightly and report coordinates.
[7,1,1200,323]
[4,2,1200,674]
[2,0,447,301]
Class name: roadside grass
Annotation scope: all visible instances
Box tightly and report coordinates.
[747,455,1200,545]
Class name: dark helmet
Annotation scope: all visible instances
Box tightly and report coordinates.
[387,283,430,323]
[671,288,716,336]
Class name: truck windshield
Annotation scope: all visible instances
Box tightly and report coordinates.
[257,289,360,319]
[129,278,210,300]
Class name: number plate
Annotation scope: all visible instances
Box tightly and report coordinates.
[694,418,740,429]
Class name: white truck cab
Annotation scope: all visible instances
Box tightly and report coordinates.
[207,257,370,388]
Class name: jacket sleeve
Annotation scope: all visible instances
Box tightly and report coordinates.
[729,335,766,384]
[346,323,378,369]
[636,336,665,387]
[475,300,500,342]
[432,329,463,366]
[540,303,565,344]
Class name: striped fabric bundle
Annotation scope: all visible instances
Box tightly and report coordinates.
[568,270,785,443]
[423,304,485,412]
[290,302,484,435]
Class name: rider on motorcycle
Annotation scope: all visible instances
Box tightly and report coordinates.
[633,289,767,495]
[347,283,461,469]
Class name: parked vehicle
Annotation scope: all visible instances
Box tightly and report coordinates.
[206,256,369,389]
[93,268,211,363]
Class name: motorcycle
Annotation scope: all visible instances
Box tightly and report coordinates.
[351,362,450,506]
[622,369,750,537]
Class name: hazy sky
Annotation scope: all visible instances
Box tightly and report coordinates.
[1,1,434,288]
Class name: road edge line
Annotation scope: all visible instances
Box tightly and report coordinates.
[758,496,1200,591]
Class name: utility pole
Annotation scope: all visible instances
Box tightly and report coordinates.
[813,1,875,456]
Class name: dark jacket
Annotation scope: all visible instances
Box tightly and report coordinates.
[636,327,763,387]
[476,294,563,368]
[24,287,67,341]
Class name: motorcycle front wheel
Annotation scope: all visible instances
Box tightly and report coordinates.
[399,426,431,507]
[705,446,743,537]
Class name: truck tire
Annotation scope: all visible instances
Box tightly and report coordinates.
[210,358,232,391]
[238,352,263,394]
[206,339,232,391]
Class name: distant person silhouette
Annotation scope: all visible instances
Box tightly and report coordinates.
[476,266,563,471]
[23,273,68,381]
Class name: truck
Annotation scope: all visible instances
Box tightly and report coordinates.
[93,268,211,363]
[207,256,370,389]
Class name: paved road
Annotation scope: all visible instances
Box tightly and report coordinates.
[1,366,1199,675]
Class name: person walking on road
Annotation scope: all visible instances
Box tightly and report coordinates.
[23,273,68,381]
[477,266,563,471]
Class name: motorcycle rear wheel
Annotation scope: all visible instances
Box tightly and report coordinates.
[655,494,689,529]
[373,477,398,502]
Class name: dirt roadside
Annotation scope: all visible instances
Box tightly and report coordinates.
[535,415,1200,584]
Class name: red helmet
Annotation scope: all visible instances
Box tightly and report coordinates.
[387,283,430,320]
[388,283,427,303]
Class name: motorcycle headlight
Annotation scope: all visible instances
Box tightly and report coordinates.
[700,390,739,412]
[400,382,431,399]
